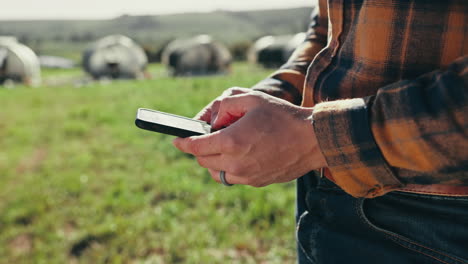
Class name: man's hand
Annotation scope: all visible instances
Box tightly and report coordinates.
[173,90,327,187]
[193,87,251,124]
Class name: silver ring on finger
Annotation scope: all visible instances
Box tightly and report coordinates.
[219,171,233,187]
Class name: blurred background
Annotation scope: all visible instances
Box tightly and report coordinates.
[0,1,314,263]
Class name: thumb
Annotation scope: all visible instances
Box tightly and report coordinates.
[212,94,257,130]
[193,108,212,123]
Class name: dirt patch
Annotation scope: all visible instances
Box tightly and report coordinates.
[61,221,78,239]
[16,148,48,174]
[145,247,166,257]
[9,233,33,255]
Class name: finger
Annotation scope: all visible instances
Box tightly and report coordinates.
[172,131,224,156]
[210,88,248,124]
[212,94,258,130]
[194,98,220,123]
[220,171,234,186]
[209,99,221,124]
[196,154,225,171]
[194,87,248,123]
[193,107,212,123]
[208,169,222,183]
[208,169,246,185]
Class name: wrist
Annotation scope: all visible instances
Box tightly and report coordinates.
[298,107,328,169]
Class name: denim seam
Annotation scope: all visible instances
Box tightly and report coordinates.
[355,199,467,264]
[296,211,315,264]
[398,189,468,196]
[393,191,468,202]
[381,232,465,264]
[394,243,451,264]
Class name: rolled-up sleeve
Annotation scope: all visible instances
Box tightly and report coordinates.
[313,56,468,198]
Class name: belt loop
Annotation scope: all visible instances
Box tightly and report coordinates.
[319,168,324,178]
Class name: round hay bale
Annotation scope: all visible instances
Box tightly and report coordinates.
[82,35,148,79]
[161,35,232,76]
[0,37,41,86]
[249,33,305,68]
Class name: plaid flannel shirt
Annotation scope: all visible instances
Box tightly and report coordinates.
[253,0,468,198]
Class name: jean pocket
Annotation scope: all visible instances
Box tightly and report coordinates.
[356,192,468,264]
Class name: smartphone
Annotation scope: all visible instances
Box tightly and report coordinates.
[135,108,211,138]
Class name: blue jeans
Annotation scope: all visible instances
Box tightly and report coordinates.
[296,172,468,264]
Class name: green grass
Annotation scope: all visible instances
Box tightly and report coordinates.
[0,63,297,263]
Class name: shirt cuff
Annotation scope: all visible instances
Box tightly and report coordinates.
[312,98,404,198]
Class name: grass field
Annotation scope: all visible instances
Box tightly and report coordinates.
[0,63,297,263]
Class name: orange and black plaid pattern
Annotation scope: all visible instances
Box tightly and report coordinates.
[253,0,468,197]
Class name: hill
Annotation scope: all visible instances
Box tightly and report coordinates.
[0,8,313,61]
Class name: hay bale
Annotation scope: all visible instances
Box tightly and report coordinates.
[82,35,148,79]
[161,35,232,76]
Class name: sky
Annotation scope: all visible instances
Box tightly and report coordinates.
[1,0,313,20]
